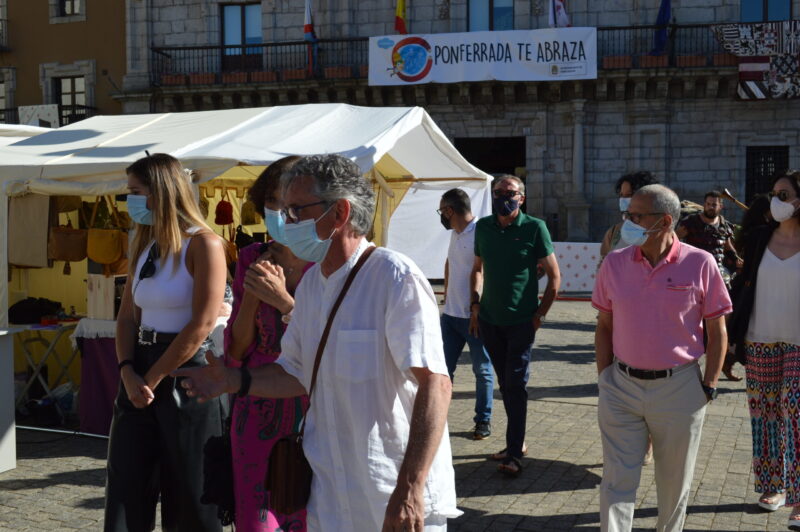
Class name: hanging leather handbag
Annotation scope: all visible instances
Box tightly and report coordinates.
[53,195,83,213]
[47,216,88,263]
[240,199,260,225]
[264,246,377,516]
[234,225,254,250]
[215,190,234,225]
[87,196,125,265]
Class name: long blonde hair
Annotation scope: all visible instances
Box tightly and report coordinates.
[127,153,214,275]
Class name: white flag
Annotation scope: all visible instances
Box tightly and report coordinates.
[548,0,570,28]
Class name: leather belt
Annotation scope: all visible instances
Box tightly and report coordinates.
[138,327,179,346]
[617,361,673,380]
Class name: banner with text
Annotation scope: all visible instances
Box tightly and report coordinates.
[368,27,597,86]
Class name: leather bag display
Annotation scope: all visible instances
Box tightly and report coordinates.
[47,216,87,263]
[87,196,126,265]
[264,246,377,515]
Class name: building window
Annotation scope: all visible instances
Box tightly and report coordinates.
[59,0,79,16]
[741,0,791,22]
[221,3,262,71]
[48,0,85,23]
[468,0,513,31]
[746,146,789,202]
[55,76,86,125]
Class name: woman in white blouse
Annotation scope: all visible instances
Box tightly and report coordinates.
[737,171,800,528]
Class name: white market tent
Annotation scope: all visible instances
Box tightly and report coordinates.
[0,103,492,326]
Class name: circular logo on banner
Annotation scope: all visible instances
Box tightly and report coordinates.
[390,37,433,82]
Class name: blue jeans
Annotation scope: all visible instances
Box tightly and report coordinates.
[440,313,493,424]
[478,318,535,460]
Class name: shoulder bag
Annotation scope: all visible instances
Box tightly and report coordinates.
[265,245,377,516]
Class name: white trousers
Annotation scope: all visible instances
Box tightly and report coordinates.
[597,360,708,532]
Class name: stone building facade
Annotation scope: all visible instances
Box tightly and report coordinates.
[119,0,800,240]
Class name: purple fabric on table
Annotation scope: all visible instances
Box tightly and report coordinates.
[77,337,120,435]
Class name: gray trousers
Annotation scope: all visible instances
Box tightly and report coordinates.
[598,360,708,532]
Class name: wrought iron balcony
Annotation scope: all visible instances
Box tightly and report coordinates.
[151,39,369,86]
[0,107,19,124]
[0,19,7,50]
[59,104,97,126]
[149,24,739,87]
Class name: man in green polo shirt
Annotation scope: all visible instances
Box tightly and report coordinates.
[469,175,561,476]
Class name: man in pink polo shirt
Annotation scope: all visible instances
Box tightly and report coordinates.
[592,184,732,532]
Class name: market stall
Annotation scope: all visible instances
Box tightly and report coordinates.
[0,104,493,467]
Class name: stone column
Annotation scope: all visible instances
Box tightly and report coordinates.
[122,0,152,113]
[564,99,591,241]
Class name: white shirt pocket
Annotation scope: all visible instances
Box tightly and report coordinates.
[335,329,379,382]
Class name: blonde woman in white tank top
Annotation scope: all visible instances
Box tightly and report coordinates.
[105,153,227,532]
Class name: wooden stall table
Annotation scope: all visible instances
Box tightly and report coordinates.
[14,322,80,425]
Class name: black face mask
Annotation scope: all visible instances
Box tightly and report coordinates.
[440,213,452,230]
[493,196,520,216]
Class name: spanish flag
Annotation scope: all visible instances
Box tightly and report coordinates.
[395,0,407,34]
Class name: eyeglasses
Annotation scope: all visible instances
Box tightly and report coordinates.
[139,243,159,281]
[622,211,663,224]
[492,190,521,199]
[769,190,796,202]
[282,200,329,223]
[436,207,449,216]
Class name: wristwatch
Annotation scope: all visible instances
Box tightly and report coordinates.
[701,384,717,401]
[534,312,546,322]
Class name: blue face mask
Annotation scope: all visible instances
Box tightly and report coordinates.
[618,197,631,213]
[263,207,288,245]
[283,204,336,263]
[620,217,663,247]
[127,194,154,225]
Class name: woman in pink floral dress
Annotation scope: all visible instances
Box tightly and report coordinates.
[224,156,309,532]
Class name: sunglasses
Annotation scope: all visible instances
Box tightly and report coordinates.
[282,200,329,223]
[622,211,664,224]
[139,243,160,281]
[492,190,521,199]
[769,190,796,202]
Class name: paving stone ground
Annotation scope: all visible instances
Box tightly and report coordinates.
[0,300,787,531]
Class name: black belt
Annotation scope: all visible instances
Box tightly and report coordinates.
[138,327,180,346]
[617,361,673,380]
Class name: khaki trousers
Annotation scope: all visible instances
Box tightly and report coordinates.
[598,360,708,532]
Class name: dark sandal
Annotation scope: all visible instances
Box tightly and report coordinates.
[490,445,528,461]
[497,456,523,477]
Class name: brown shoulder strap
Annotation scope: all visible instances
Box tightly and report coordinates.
[298,245,377,435]
[306,245,377,400]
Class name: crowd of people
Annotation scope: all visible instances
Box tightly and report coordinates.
[103,151,800,532]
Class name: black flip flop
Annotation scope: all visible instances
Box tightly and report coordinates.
[497,456,523,477]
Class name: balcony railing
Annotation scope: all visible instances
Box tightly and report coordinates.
[598,23,733,69]
[150,24,739,86]
[152,39,369,86]
[0,107,19,124]
[0,19,7,50]
[59,104,97,126]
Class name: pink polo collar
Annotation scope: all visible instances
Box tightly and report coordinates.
[632,235,682,265]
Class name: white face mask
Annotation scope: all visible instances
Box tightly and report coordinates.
[620,216,664,246]
[770,195,799,222]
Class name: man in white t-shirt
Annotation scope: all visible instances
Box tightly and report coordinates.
[439,188,494,440]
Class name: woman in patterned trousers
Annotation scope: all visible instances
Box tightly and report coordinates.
[736,171,800,530]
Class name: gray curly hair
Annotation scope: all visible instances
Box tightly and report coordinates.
[282,154,375,236]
